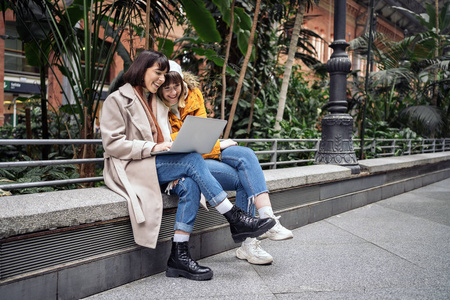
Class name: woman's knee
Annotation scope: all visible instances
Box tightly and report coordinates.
[183,152,206,167]
[173,177,200,199]
[224,146,255,158]
[222,146,258,166]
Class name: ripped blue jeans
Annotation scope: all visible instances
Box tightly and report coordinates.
[205,146,269,217]
[156,152,228,233]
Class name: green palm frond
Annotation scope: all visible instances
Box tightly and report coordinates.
[399,105,444,135]
[369,67,415,87]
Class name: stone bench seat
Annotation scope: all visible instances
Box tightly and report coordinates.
[0,164,352,239]
[1,152,450,240]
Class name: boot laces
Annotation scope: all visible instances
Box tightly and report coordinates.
[232,207,252,221]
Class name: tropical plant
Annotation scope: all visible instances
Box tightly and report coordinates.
[349,2,450,138]
[358,119,422,158]
[273,0,321,135]
[0,152,81,195]
[166,0,325,139]
[0,0,158,179]
[244,66,326,169]
[238,64,327,169]
[223,0,261,138]
[0,96,82,161]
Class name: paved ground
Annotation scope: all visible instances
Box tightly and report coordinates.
[84,178,450,300]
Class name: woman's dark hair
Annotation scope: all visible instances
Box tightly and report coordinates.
[157,71,187,108]
[123,50,169,87]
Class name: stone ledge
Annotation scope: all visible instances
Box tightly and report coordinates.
[264,164,351,191]
[1,152,449,239]
[358,152,450,173]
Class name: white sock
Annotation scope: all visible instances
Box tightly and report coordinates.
[215,198,234,214]
[173,233,190,243]
[243,237,256,245]
[258,206,274,219]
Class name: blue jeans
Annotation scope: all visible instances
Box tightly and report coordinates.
[205,146,269,217]
[156,152,228,233]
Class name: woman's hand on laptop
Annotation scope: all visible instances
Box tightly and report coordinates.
[152,141,173,152]
[220,139,237,150]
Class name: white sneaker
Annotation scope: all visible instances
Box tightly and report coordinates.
[258,214,293,241]
[236,238,273,265]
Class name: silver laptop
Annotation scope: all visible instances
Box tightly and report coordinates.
[151,115,227,155]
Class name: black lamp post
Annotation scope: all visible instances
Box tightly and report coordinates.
[314,0,360,174]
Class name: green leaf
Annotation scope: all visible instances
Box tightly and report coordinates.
[212,2,254,58]
[237,29,256,61]
[234,129,247,136]
[233,7,252,32]
[157,37,174,58]
[179,0,221,43]
[24,43,41,67]
[192,48,237,75]
[64,0,86,28]
[213,2,252,33]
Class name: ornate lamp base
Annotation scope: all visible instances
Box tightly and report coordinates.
[314,114,360,174]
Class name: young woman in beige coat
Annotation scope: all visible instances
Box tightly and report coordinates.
[100,50,275,281]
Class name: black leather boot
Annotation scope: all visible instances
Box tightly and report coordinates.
[166,241,213,281]
[224,205,276,243]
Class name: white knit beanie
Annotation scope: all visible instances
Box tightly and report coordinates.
[169,60,183,79]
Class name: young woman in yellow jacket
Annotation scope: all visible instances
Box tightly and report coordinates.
[157,60,293,265]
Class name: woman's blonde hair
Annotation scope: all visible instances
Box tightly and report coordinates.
[157,71,186,108]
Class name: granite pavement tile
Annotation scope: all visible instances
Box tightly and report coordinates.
[83,178,450,300]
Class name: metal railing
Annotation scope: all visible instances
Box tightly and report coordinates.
[360,138,450,157]
[1,138,449,191]
[0,139,103,191]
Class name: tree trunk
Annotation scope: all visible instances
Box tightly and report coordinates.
[246,60,257,138]
[273,3,306,136]
[221,0,235,120]
[145,0,153,50]
[223,0,261,139]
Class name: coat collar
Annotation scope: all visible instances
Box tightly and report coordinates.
[118,83,172,142]
[118,83,136,100]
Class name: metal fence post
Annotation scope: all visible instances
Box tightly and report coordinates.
[371,139,377,157]
[270,140,278,169]
[392,140,396,156]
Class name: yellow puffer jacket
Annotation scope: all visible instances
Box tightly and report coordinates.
[169,73,221,160]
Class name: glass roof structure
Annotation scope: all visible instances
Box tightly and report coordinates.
[354,0,447,36]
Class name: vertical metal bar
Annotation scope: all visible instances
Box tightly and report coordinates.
[371,139,377,158]
[13,97,17,127]
[270,140,278,169]
[392,140,396,156]
[25,107,32,156]
[359,0,375,160]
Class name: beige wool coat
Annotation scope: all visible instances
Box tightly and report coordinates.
[100,83,171,249]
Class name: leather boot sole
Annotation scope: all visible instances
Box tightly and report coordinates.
[231,218,276,243]
[166,267,213,281]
